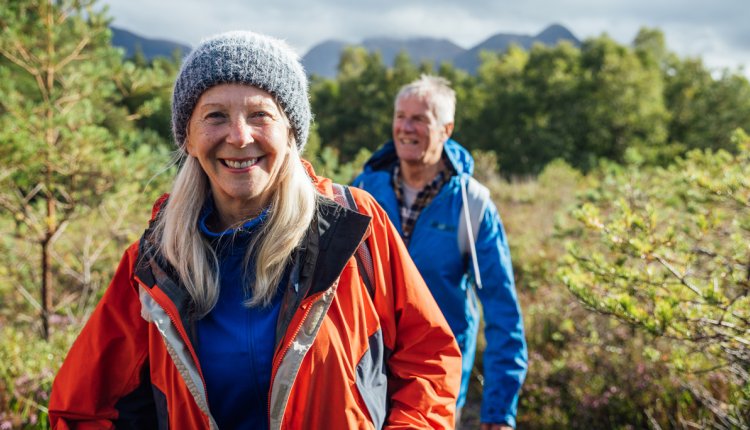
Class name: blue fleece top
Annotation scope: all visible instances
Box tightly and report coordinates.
[195,206,282,430]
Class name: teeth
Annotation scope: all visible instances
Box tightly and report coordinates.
[225,159,257,169]
[399,139,418,145]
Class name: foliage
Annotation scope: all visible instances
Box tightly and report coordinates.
[0,0,173,340]
[0,325,78,429]
[303,124,372,185]
[114,53,181,144]
[665,59,750,155]
[310,47,394,162]
[3,3,750,427]
[310,28,750,177]
[455,153,749,428]
[310,46,443,162]
[559,129,750,427]
[459,36,671,175]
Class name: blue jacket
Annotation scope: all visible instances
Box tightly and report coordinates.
[354,139,528,426]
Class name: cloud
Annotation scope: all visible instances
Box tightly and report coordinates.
[100,0,750,76]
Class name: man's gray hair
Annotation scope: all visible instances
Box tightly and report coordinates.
[395,74,456,125]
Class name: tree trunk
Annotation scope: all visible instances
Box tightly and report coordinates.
[41,4,55,341]
[41,235,51,340]
[41,192,56,340]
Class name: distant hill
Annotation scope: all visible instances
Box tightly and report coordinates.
[302,37,464,78]
[302,24,580,77]
[453,24,579,73]
[301,40,350,78]
[362,37,464,68]
[110,26,191,61]
[109,24,579,75]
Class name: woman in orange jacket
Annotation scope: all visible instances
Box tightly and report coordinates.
[49,30,460,429]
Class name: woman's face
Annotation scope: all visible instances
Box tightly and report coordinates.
[186,83,291,222]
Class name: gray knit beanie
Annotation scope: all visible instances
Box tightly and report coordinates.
[171,31,311,151]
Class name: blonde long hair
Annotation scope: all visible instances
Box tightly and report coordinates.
[152,132,317,315]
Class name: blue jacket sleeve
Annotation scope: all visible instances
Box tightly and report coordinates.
[474,201,528,427]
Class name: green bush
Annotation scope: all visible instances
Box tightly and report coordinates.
[0,325,77,429]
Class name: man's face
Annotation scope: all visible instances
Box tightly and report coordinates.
[392,95,452,167]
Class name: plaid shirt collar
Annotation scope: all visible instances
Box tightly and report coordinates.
[392,154,454,246]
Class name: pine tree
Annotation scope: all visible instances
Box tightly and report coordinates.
[0,0,170,339]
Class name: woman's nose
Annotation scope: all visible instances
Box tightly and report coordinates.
[226,118,253,147]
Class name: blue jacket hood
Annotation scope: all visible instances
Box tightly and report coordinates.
[363,138,475,177]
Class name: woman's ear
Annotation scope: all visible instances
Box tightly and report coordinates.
[288,129,296,149]
[184,129,194,156]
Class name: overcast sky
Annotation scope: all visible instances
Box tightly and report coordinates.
[99,0,749,77]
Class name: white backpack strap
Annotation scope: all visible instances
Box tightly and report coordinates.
[458,176,490,289]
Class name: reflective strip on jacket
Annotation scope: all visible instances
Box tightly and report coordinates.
[49,167,461,429]
[354,139,528,426]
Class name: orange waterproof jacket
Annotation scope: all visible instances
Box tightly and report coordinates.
[49,170,461,430]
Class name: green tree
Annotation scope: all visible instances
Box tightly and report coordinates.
[466,33,671,176]
[464,45,529,174]
[0,0,168,339]
[311,47,391,161]
[437,61,478,146]
[575,35,669,168]
[559,130,750,427]
[115,54,181,144]
[665,58,750,154]
[310,47,433,162]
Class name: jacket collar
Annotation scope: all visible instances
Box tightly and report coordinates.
[363,138,475,177]
[134,194,371,341]
[273,196,370,347]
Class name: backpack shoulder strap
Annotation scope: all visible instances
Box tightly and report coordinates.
[457,176,490,289]
[331,183,375,298]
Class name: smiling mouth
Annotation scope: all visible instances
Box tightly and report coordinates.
[397,138,419,145]
[221,158,259,169]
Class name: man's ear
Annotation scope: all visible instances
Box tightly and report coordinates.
[443,122,455,138]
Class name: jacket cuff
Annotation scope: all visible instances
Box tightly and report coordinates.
[480,407,516,428]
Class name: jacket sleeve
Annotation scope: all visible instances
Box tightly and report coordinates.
[49,242,155,429]
[474,201,528,427]
[353,189,462,430]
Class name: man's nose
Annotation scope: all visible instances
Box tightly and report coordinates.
[401,118,416,132]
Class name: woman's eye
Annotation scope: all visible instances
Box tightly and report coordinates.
[204,112,227,122]
[249,111,274,123]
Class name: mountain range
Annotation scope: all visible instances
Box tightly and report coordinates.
[302,24,580,77]
[110,24,580,76]
[111,27,191,60]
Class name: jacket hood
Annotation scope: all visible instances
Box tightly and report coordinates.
[363,138,474,177]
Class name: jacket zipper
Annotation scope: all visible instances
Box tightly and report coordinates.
[135,277,212,422]
[266,291,324,428]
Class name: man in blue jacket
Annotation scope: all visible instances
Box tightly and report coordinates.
[354,75,527,429]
